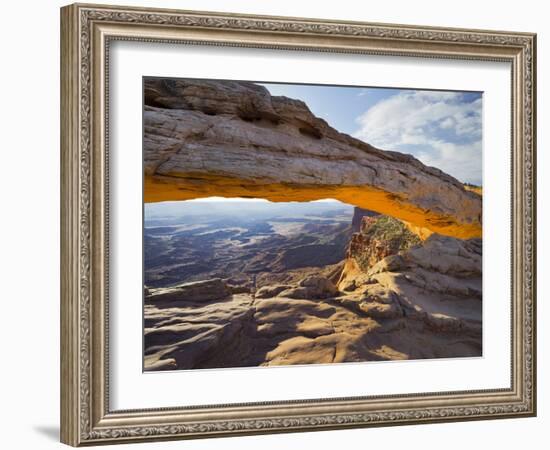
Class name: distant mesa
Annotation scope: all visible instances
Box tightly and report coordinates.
[143,215,482,371]
[143,78,482,239]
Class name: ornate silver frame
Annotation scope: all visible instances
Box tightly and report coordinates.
[60,3,536,446]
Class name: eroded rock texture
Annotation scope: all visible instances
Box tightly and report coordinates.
[144,216,482,371]
[337,216,482,354]
[144,78,481,239]
[142,79,483,371]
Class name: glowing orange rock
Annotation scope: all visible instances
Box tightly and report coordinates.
[143,78,482,239]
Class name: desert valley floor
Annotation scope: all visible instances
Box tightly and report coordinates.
[144,202,482,371]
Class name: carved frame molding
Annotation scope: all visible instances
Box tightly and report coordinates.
[60,3,536,446]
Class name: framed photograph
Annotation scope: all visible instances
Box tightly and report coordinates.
[60,3,537,446]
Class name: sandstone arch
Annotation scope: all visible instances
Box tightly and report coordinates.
[144,78,482,239]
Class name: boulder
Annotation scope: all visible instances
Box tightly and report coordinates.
[278,276,338,299]
[403,234,482,277]
[147,278,231,304]
[359,301,403,319]
[422,313,464,332]
[299,275,339,295]
[368,254,407,275]
[255,284,293,299]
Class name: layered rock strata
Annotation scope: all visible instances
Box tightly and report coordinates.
[144,217,482,371]
[142,79,483,370]
[144,78,481,238]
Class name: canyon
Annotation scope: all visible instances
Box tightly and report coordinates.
[143,78,483,371]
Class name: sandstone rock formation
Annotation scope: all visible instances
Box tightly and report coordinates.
[347,215,421,273]
[147,278,231,304]
[351,207,380,232]
[337,215,482,342]
[144,219,482,371]
[268,276,338,300]
[144,78,481,239]
[142,79,483,371]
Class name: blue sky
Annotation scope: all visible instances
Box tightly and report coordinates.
[260,83,482,185]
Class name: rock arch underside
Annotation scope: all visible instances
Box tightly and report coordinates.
[144,78,481,240]
[143,79,483,371]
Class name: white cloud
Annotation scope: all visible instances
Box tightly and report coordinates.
[440,117,455,129]
[416,140,482,185]
[354,91,482,184]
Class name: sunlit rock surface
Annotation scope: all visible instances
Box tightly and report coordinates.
[144,220,482,371]
[142,80,483,371]
[143,78,481,239]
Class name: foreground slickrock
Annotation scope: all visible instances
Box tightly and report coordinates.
[144,215,481,371]
[144,78,481,239]
[147,278,231,304]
